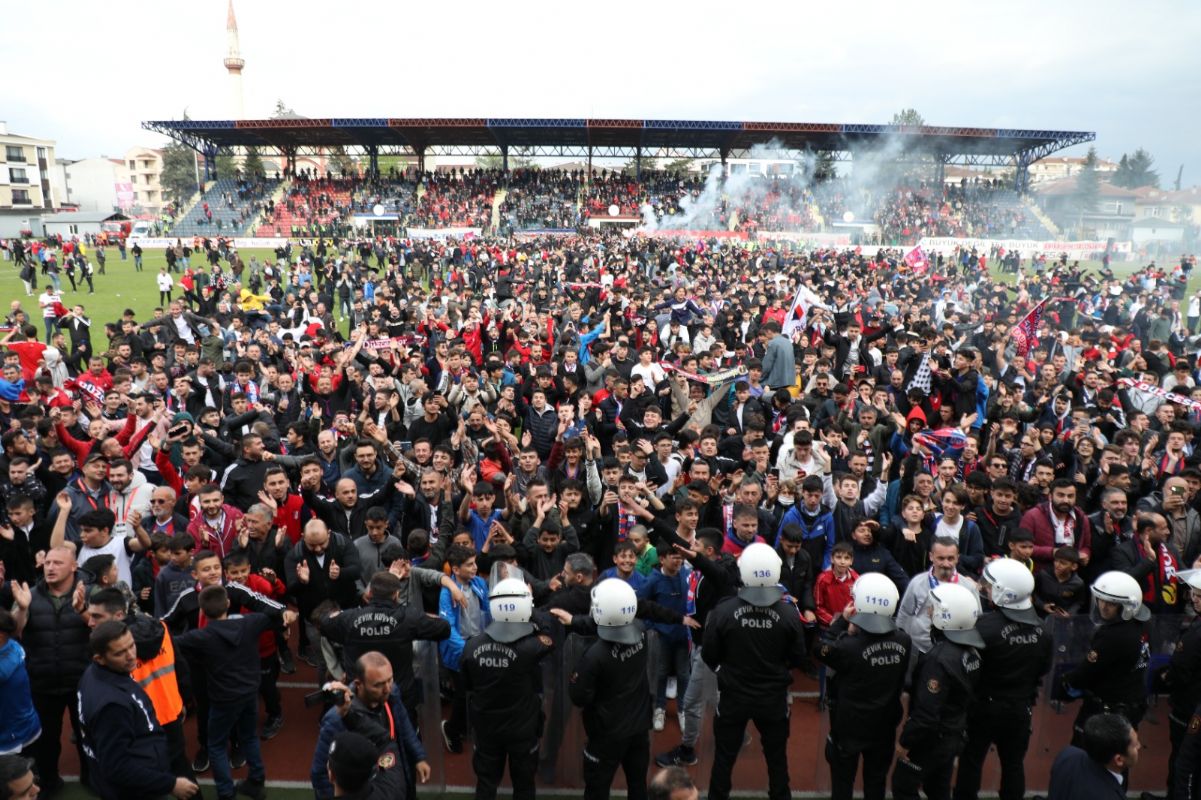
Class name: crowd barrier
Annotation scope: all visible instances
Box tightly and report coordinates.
[403,614,1180,796]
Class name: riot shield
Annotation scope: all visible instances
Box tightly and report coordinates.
[414,638,448,796]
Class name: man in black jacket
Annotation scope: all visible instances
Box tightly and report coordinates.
[9,545,90,796]
[814,573,911,800]
[175,585,295,800]
[703,543,806,800]
[953,559,1053,800]
[78,621,200,800]
[460,578,556,800]
[285,519,363,664]
[318,571,451,722]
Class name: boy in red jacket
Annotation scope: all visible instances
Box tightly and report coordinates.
[223,552,288,740]
[814,542,859,628]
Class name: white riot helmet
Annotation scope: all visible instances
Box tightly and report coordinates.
[1091,571,1150,623]
[737,542,784,607]
[485,578,534,643]
[591,578,641,644]
[982,557,1039,625]
[849,572,899,634]
[929,582,985,648]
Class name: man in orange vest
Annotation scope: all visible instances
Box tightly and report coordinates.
[83,586,195,784]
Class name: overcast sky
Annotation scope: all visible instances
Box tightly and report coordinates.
[6,0,1199,181]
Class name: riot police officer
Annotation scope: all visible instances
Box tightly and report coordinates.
[568,578,653,800]
[460,578,556,800]
[702,542,806,800]
[814,572,911,800]
[954,558,1053,800]
[1165,569,1201,798]
[1063,571,1151,744]
[892,582,983,800]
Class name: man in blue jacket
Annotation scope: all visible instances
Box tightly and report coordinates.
[311,651,430,800]
[77,620,200,800]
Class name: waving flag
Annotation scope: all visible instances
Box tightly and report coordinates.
[1011,297,1051,357]
[904,244,929,275]
[912,427,968,473]
[782,284,825,336]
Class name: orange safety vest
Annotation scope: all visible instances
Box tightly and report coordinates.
[132,620,185,726]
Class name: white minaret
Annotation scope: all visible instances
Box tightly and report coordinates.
[223,0,245,119]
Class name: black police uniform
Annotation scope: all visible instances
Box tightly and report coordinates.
[953,608,1053,800]
[701,588,807,800]
[568,625,653,800]
[814,615,911,800]
[335,712,409,800]
[1167,615,1201,797]
[460,620,556,800]
[77,661,180,800]
[892,631,982,800]
[1063,614,1151,743]
[319,598,451,721]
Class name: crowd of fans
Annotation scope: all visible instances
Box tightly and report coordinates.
[1,223,1200,799]
[874,181,1039,244]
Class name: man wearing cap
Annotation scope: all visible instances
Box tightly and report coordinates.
[702,542,806,800]
[813,574,911,800]
[459,578,556,800]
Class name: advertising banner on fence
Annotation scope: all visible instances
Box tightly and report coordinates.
[638,229,749,241]
[916,236,1132,259]
[128,237,292,249]
[758,231,853,246]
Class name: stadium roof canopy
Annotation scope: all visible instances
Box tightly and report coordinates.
[144,117,1094,189]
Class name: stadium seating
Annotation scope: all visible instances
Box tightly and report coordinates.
[168,176,277,237]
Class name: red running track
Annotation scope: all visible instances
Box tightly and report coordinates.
[55,662,1170,795]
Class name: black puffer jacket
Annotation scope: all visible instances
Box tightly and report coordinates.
[23,577,90,693]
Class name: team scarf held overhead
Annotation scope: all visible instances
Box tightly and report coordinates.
[911,427,968,474]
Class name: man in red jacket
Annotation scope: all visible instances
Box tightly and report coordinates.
[1020,478,1092,571]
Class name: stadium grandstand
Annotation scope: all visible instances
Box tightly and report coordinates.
[144,117,1093,240]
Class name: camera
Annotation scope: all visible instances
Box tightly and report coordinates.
[303,686,348,708]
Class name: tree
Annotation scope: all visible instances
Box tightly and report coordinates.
[160,141,199,206]
[328,146,357,177]
[242,146,264,179]
[1112,148,1159,188]
[812,150,837,183]
[216,152,238,179]
[1074,146,1101,218]
[891,108,926,127]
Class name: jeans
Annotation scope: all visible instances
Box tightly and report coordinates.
[209,696,264,798]
[680,647,717,748]
[654,640,691,711]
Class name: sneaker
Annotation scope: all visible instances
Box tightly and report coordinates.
[653,708,666,731]
[261,714,284,741]
[441,720,463,754]
[236,779,267,800]
[230,744,247,769]
[655,745,698,768]
[299,646,321,668]
[665,677,678,699]
[192,750,210,773]
[278,647,296,675]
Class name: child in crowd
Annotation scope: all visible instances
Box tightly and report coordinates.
[154,533,197,618]
[629,525,658,576]
[814,541,858,628]
[223,551,287,740]
[132,531,171,613]
[599,540,648,591]
[438,545,489,754]
[1034,545,1086,617]
[638,547,691,732]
